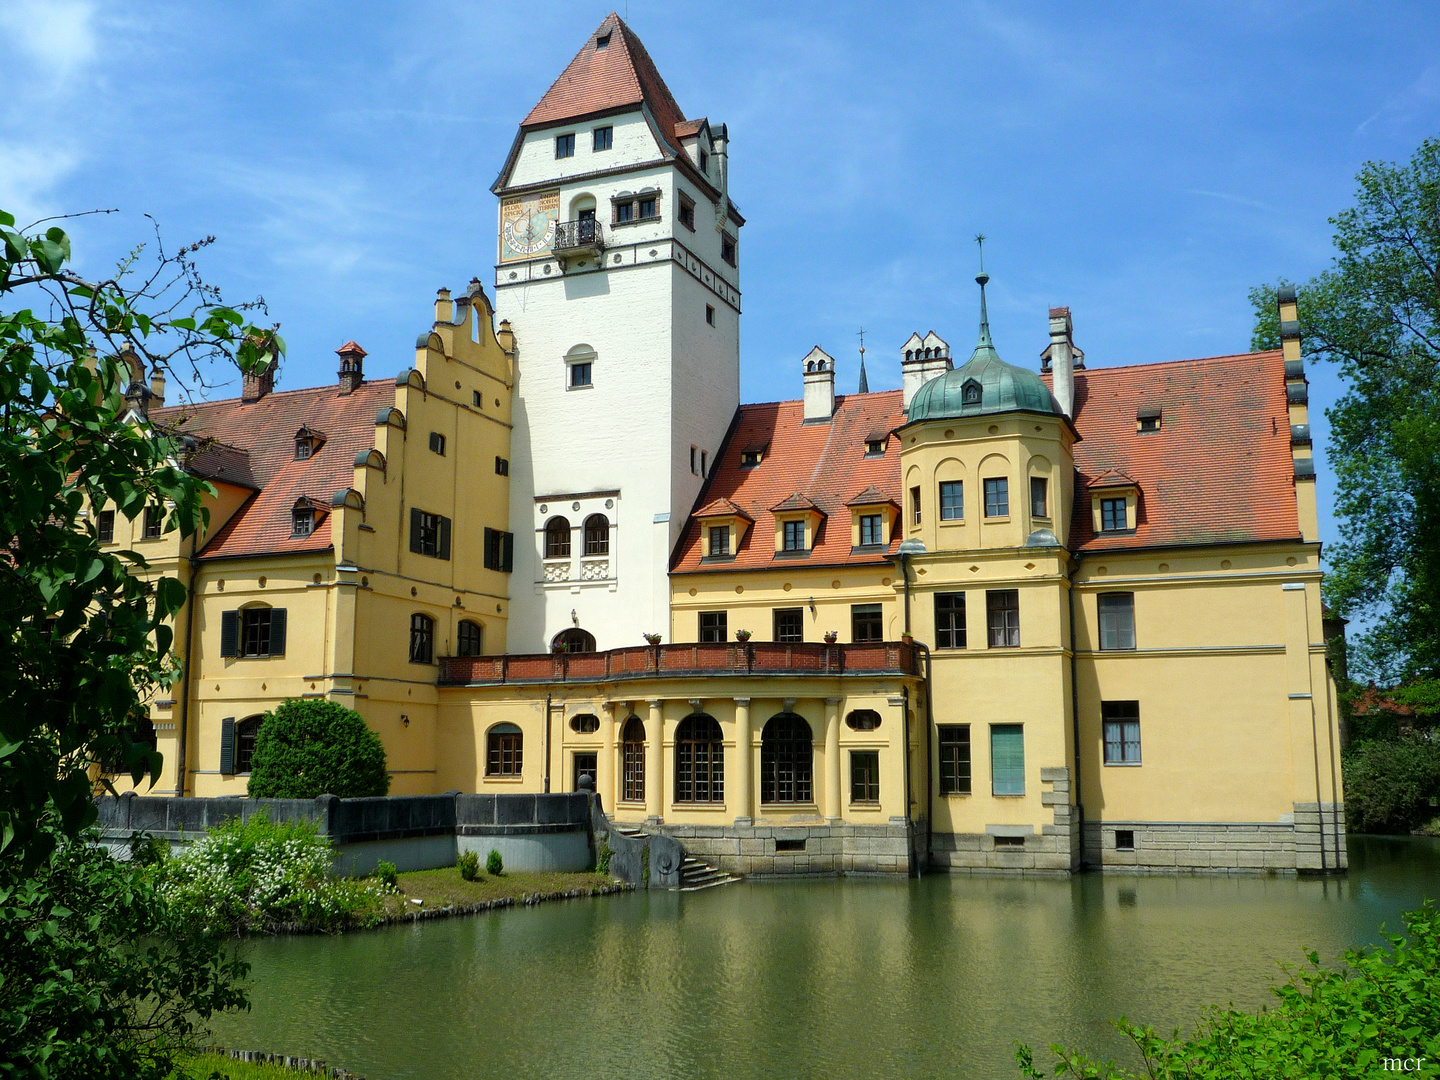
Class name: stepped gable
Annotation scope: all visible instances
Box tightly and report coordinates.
[1054,350,1300,551]
[673,390,905,573]
[521,12,688,156]
[151,380,393,559]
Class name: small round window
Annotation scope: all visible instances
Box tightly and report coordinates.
[569,713,600,734]
[846,709,882,731]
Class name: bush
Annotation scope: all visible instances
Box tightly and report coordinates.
[374,860,398,890]
[246,698,389,799]
[1017,903,1440,1079]
[486,849,504,876]
[160,811,387,934]
[458,851,480,881]
[1342,735,1440,834]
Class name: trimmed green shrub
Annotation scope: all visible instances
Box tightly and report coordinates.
[457,850,481,881]
[1342,735,1440,834]
[246,698,389,799]
[1017,903,1440,1078]
[486,849,503,876]
[374,860,398,890]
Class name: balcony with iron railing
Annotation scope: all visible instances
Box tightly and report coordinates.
[553,218,605,258]
[438,641,920,686]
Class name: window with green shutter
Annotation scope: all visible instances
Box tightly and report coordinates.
[990,724,1025,795]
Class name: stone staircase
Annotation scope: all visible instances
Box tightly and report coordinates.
[609,823,739,892]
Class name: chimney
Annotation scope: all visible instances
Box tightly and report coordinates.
[118,342,153,417]
[713,123,729,199]
[336,340,367,394]
[434,287,453,325]
[802,346,836,423]
[496,319,515,356]
[241,360,275,403]
[1039,306,1084,419]
[900,331,952,411]
[149,366,166,409]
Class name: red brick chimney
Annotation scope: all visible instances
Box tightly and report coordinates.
[241,360,275,403]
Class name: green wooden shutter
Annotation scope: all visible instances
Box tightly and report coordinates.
[990,724,1025,796]
[437,515,451,560]
[409,507,422,553]
[219,611,238,657]
[268,609,287,656]
[219,717,236,775]
[501,532,514,572]
[483,528,497,570]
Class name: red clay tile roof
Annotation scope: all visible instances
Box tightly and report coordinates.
[673,391,905,573]
[521,12,688,157]
[771,492,821,513]
[151,380,393,560]
[1054,350,1301,551]
[848,485,898,507]
[694,497,752,521]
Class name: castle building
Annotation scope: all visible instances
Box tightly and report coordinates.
[110,14,1345,876]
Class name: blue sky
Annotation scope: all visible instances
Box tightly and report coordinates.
[3,1,1439,546]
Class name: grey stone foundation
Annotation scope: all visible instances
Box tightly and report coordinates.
[1083,802,1348,874]
[929,765,1082,874]
[655,818,918,876]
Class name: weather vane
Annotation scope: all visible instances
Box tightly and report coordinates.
[975,233,987,273]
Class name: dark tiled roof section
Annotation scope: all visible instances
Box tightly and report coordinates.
[522,13,688,157]
[771,492,820,512]
[694,497,751,520]
[848,485,897,507]
[180,440,258,490]
[673,391,905,573]
[1053,351,1300,551]
[151,380,394,560]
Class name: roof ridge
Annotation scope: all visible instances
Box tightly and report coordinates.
[153,378,388,413]
[1073,350,1282,377]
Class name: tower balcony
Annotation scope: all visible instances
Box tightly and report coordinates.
[439,641,920,686]
[553,218,606,262]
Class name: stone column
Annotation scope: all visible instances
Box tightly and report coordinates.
[599,702,620,814]
[824,697,842,823]
[733,698,752,827]
[645,699,664,823]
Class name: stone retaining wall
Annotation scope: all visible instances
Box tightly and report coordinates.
[657,819,917,876]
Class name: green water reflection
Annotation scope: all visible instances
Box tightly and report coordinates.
[209,836,1440,1079]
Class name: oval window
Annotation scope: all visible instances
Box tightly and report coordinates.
[846,709,882,731]
[569,713,600,734]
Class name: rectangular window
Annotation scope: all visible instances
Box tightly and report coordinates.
[984,477,1009,517]
[495,456,509,476]
[910,486,922,526]
[699,148,709,173]
[938,725,971,795]
[638,196,657,220]
[851,603,883,642]
[409,613,434,664]
[701,450,708,476]
[555,133,575,158]
[708,526,729,557]
[569,362,592,388]
[429,431,445,456]
[934,593,966,649]
[473,390,483,407]
[939,481,964,521]
[97,509,114,543]
[291,507,315,537]
[859,513,884,546]
[409,508,452,560]
[679,195,695,230]
[773,607,803,642]
[1098,592,1136,650]
[592,125,612,151]
[986,589,1019,648]
[991,724,1025,795]
[721,234,736,266]
[236,607,286,658]
[1030,476,1048,518]
[850,750,880,804]
[483,528,514,572]
[865,439,885,457]
[1115,829,1136,850]
[1102,701,1142,764]
[699,611,728,643]
[143,506,163,539]
[705,304,715,326]
[615,201,634,223]
[782,520,805,551]
[741,450,761,467]
[1101,497,1128,532]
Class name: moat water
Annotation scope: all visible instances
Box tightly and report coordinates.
[209,836,1440,1080]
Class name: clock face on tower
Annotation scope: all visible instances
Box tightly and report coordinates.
[499,191,560,262]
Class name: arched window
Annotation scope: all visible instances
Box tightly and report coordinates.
[962,378,983,406]
[545,516,572,559]
[409,613,434,664]
[486,723,522,777]
[235,716,263,774]
[552,628,596,653]
[846,709,882,731]
[569,713,600,733]
[457,619,482,657]
[584,514,609,556]
[674,714,724,803]
[761,713,813,804]
[622,715,645,803]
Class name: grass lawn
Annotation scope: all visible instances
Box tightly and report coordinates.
[175,1052,338,1079]
[381,866,621,916]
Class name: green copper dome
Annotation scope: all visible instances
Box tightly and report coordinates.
[908,273,1062,423]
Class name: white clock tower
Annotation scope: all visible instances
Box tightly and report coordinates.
[492,13,742,653]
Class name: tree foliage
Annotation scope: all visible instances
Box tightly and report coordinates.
[0,206,281,1077]
[1250,136,1440,683]
[1017,903,1440,1078]
[246,699,389,799]
[1340,736,1440,834]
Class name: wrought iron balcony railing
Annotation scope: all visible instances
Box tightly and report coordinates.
[553,218,605,253]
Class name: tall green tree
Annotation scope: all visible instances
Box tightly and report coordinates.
[1252,136,1440,684]
[0,208,280,1077]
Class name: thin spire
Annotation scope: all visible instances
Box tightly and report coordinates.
[857,327,869,393]
[975,234,994,349]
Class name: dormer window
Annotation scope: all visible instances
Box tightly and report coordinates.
[1137,407,1162,434]
[742,451,760,467]
[962,379,983,406]
[859,514,884,546]
[596,32,611,49]
[865,438,886,457]
[709,525,730,557]
[291,501,317,538]
[1101,498,1128,532]
[782,520,806,552]
[295,439,312,460]
[294,427,324,460]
